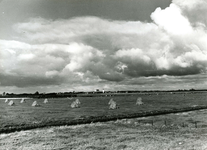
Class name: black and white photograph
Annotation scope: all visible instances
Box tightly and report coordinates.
[0,0,207,149]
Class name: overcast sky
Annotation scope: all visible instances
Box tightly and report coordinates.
[0,0,207,93]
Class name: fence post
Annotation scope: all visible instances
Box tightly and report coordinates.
[194,122,197,128]
[164,120,167,126]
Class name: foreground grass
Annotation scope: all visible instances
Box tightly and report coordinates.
[1,109,207,150]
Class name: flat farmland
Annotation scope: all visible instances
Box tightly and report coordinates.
[0,92,207,133]
[1,109,207,150]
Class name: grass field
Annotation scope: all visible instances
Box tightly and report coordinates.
[0,92,207,133]
[1,109,207,150]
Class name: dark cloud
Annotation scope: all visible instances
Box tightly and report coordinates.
[0,0,171,40]
[0,0,172,21]
[0,73,63,87]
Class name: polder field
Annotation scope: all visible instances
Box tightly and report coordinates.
[1,91,207,149]
[0,91,207,133]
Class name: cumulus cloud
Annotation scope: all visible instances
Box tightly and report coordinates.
[151,3,193,35]
[1,0,207,91]
[173,0,207,30]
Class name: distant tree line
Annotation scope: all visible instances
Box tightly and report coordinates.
[1,89,206,98]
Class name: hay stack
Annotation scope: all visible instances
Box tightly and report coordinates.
[71,99,80,108]
[5,99,9,103]
[108,99,119,109]
[20,98,25,103]
[75,99,80,105]
[32,101,39,107]
[136,97,143,105]
[44,98,48,103]
[8,100,14,106]
[108,98,114,105]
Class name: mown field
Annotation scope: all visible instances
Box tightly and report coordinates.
[0,92,207,133]
[1,109,207,150]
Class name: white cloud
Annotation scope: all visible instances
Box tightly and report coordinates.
[45,70,59,78]
[155,57,171,70]
[115,48,151,64]
[173,0,205,10]
[151,4,193,35]
[18,53,34,61]
[0,40,31,50]
[6,49,16,54]
[173,0,207,28]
